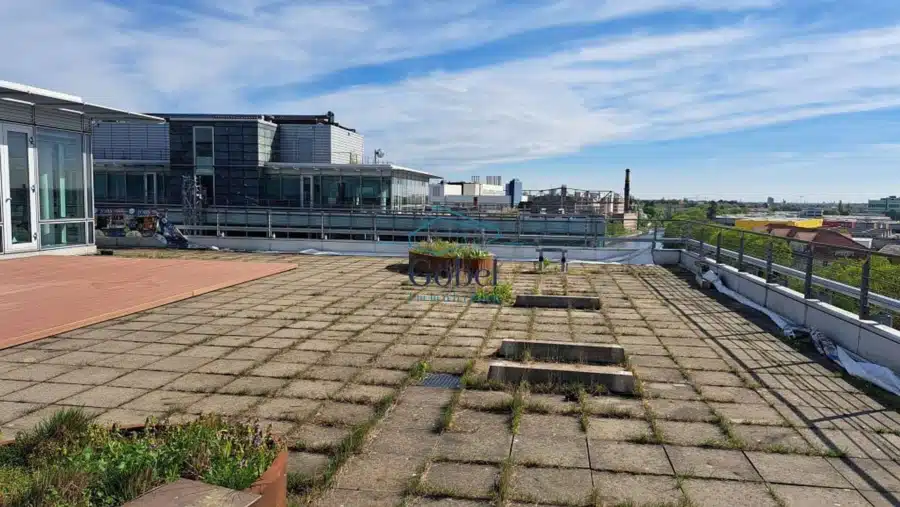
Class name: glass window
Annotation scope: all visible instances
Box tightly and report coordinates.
[283,176,302,204]
[265,175,282,203]
[109,173,126,201]
[85,136,94,218]
[41,222,86,247]
[344,174,361,207]
[322,175,340,207]
[94,172,108,201]
[37,129,85,220]
[361,176,381,207]
[194,126,214,171]
[125,174,144,202]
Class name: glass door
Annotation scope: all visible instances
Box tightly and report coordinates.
[144,172,157,204]
[2,125,38,252]
[302,175,313,208]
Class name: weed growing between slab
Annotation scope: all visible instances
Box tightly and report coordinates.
[509,384,527,434]
[0,408,282,507]
[473,282,515,305]
[437,390,463,433]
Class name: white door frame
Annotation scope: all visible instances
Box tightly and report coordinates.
[1,124,38,253]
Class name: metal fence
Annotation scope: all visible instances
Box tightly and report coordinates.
[659,220,900,329]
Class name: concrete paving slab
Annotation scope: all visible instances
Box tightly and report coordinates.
[771,484,872,507]
[682,479,779,507]
[588,441,674,475]
[421,462,498,499]
[593,472,683,506]
[747,452,853,488]
[666,445,762,481]
[509,466,593,505]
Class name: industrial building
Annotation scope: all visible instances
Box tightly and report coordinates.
[428,176,522,209]
[92,113,437,210]
[869,195,900,215]
[521,186,624,215]
[0,80,160,257]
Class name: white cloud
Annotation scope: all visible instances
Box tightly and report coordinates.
[3,0,900,178]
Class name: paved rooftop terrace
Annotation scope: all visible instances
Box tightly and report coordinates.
[1,250,899,506]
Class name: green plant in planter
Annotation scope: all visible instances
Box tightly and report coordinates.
[0,409,283,507]
[410,240,491,259]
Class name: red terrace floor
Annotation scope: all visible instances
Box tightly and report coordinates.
[0,255,295,350]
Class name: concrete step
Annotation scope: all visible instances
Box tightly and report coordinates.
[487,359,635,395]
[513,294,601,309]
[498,339,625,365]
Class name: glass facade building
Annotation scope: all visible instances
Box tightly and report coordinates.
[92,115,437,210]
[0,81,160,257]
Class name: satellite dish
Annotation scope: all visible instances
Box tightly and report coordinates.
[375,149,384,158]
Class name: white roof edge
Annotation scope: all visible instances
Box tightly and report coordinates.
[82,103,164,123]
[0,80,83,103]
[0,80,163,123]
[386,164,441,179]
[265,162,441,179]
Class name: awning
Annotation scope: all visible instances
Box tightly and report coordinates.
[0,80,163,123]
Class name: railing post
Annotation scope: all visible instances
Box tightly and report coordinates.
[737,232,745,271]
[715,232,722,264]
[266,209,272,238]
[215,212,220,238]
[859,255,871,320]
[320,211,325,240]
[765,241,774,283]
[804,246,814,299]
[651,223,658,252]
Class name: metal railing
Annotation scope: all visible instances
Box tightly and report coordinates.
[94,203,656,248]
[658,220,900,328]
[93,148,170,161]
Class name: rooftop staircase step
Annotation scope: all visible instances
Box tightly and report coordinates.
[498,339,625,365]
[513,294,601,309]
[487,359,635,395]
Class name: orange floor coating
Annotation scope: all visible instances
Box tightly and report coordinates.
[0,255,295,350]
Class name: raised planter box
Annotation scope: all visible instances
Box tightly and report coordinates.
[408,251,494,275]
[1,425,288,507]
[246,449,288,507]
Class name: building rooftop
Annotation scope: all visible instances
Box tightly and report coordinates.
[266,162,441,179]
[0,80,163,123]
[1,251,898,505]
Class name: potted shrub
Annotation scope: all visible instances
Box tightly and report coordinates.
[0,409,287,507]
[408,240,494,276]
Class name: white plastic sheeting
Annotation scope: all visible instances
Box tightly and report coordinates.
[700,270,900,396]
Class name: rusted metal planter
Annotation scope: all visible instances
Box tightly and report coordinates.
[408,251,494,276]
[245,449,288,507]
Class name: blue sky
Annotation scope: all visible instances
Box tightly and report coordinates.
[4,0,900,201]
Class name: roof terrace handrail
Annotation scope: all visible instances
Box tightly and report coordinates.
[680,237,900,315]
[667,219,900,261]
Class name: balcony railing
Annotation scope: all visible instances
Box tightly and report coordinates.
[93,148,170,162]
[657,220,900,329]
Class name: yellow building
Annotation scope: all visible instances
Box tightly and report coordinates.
[734,218,823,230]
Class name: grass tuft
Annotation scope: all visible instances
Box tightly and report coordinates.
[437,390,462,433]
[409,360,431,382]
[495,458,514,504]
[509,384,527,435]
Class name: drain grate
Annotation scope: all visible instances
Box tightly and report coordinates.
[419,373,462,389]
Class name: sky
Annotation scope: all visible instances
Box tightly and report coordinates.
[3,0,900,202]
